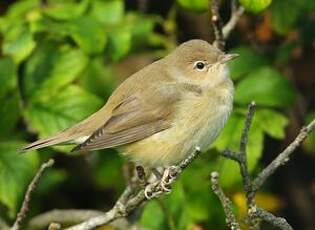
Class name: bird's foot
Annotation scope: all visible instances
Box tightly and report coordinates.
[160,165,181,192]
[144,181,162,199]
[144,166,181,199]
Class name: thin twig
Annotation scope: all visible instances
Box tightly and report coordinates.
[252,208,294,230]
[216,102,315,229]
[252,118,315,192]
[222,0,244,39]
[65,147,201,230]
[211,172,240,230]
[11,159,55,230]
[28,209,104,230]
[210,0,225,50]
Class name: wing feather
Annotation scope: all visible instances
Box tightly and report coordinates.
[71,86,180,152]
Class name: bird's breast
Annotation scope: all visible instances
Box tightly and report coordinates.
[121,80,234,167]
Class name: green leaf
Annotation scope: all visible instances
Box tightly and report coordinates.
[0,58,17,100]
[24,85,103,138]
[140,200,165,229]
[23,42,88,101]
[36,169,67,194]
[177,0,208,12]
[3,29,36,64]
[240,0,272,13]
[255,109,288,139]
[0,141,39,216]
[303,112,315,154]
[93,150,124,190]
[91,0,124,25]
[80,58,116,98]
[0,93,21,138]
[107,28,131,62]
[43,0,89,20]
[67,16,107,55]
[235,67,295,108]
[228,46,268,80]
[270,0,299,34]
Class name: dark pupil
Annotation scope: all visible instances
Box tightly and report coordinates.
[196,62,205,69]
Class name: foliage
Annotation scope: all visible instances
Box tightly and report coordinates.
[0,0,313,229]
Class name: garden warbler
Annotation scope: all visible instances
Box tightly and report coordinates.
[22,39,238,167]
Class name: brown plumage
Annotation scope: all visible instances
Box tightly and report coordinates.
[22,39,238,167]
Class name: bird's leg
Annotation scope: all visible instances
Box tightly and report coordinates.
[144,167,165,199]
[151,168,163,179]
[135,165,147,186]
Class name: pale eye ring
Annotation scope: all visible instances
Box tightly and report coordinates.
[194,61,207,71]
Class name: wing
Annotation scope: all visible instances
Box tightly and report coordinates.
[71,85,181,152]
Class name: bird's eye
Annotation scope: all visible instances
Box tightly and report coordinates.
[194,61,206,71]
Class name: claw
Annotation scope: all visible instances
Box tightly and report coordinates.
[144,182,162,199]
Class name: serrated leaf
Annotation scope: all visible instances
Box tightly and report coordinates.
[23,42,88,100]
[177,0,208,12]
[24,85,103,138]
[240,0,271,13]
[91,0,124,25]
[67,16,107,55]
[255,109,288,139]
[0,141,39,216]
[42,0,89,20]
[235,67,295,108]
[228,46,268,80]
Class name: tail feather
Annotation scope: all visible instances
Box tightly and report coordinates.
[21,133,74,152]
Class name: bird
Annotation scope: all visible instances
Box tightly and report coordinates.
[22,39,237,177]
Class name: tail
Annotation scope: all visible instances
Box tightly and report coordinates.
[21,131,76,152]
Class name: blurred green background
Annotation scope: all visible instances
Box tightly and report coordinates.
[0,0,314,229]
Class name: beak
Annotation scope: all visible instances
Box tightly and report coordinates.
[220,53,239,64]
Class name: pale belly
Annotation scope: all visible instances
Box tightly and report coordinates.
[120,93,233,167]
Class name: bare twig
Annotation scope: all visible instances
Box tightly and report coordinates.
[222,0,244,39]
[252,118,315,192]
[211,172,240,230]
[11,159,55,230]
[210,0,244,50]
[215,101,315,229]
[222,102,256,206]
[28,209,104,230]
[251,208,293,230]
[65,147,201,230]
[210,0,225,50]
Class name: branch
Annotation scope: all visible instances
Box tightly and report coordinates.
[251,208,293,230]
[210,0,225,50]
[210,0,244,50]
[211,172,240,230]
[222,102,256,205]
[222,0,244,39]
[65,147,201,230]
[214,102,315,229]
[252,118,315,191]
[28,209,104,229]
[11,159,55,230]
